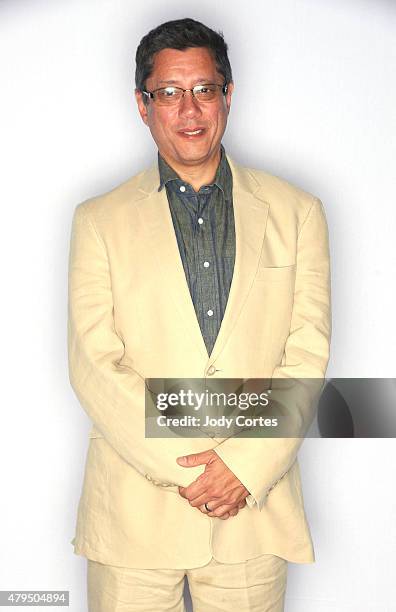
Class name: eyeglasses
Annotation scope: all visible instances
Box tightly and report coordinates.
[142,83,228,106]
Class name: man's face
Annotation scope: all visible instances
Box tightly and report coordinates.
[135,47,234,168]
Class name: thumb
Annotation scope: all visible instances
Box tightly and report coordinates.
[176,451,211,467]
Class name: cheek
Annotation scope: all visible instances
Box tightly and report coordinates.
[211,104,228,127]
[148,108,173,132]
[160,112,180,139]
[209,110,227,137]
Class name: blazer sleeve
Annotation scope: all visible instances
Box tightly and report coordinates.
[214,197,331,510]
[68,202,211,487]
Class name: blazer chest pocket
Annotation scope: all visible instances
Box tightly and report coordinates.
[255,263,296,283]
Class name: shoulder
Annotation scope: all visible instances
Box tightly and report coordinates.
[228,156,323,221]
[248,166,317,203]
[73,163,157,223]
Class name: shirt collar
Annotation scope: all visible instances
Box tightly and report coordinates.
[157,144,232,200]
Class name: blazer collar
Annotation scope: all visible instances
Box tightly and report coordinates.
[137,152,264,199]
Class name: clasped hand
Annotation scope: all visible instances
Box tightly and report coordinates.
[177,450,250,520]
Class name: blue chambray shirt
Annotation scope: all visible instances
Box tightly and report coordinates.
[158,144,236,357]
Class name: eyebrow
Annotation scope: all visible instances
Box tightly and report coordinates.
[156,78,215,85]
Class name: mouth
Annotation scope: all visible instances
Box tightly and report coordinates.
[177,127,206,138]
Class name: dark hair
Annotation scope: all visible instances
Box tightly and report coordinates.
[135,18,233,97]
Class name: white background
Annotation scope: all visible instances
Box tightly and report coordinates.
[0,1,395,610]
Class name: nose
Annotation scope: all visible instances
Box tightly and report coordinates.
[178,91,202,118]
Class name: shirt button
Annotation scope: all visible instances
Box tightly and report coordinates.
[203,261,210,268]
[198,218,204,225]
[207,365,216,376]
[179,185,186,192]
[207,309,213,317]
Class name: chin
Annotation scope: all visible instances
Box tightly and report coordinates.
[175,145,215,163]
[177,153,212,165]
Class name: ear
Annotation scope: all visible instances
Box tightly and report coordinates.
[224,82,234,114]
[135,88,149,125]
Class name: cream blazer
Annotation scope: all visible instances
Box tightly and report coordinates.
[68,154,331,568]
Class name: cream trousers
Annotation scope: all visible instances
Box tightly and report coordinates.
[87,554,287,612]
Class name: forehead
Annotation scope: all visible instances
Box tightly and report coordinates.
[147,47,220,86]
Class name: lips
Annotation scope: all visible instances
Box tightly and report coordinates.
[177,127,206,137]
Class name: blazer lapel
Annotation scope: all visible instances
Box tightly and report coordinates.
[135,165,209,361]
[134,154,270,365]
[208,155,270,363]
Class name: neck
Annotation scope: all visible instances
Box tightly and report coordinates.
[160,148,222,192]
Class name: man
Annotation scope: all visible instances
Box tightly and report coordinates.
[68,17,331,612]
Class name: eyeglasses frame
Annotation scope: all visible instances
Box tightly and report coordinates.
[141,82,229,103]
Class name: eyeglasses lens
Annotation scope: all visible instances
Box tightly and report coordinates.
[155,85,220,105]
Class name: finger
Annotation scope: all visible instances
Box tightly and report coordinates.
[198,502,223,516]
[207,503,236,518]
[179,484,207,501]
[196,495,239,511]
[192,486,248,510]
[178,478,210,502]
[187,493,222,508]
[198,502,216,514]
[205,496,247,511]
[198,500,240,517]
[176,450,213,468]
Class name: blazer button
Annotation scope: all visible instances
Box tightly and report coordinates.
[145,474,152,481]
[207,365,216,376]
